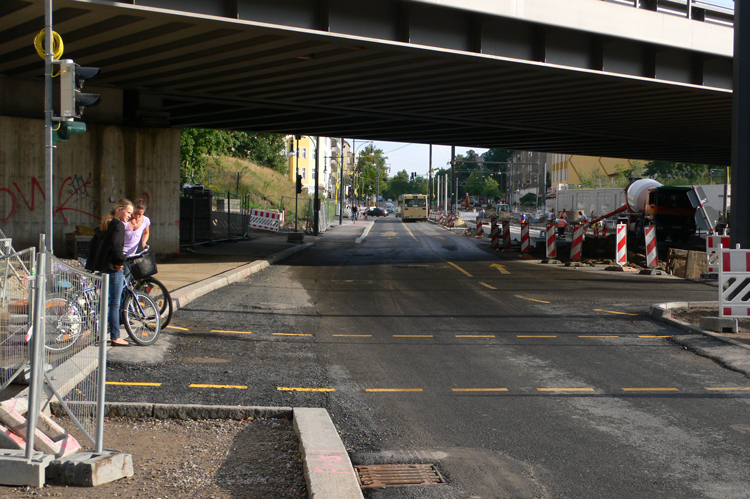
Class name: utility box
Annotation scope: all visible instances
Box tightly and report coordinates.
[180,186,213,246]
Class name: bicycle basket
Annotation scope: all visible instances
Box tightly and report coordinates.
[130,253,158,279]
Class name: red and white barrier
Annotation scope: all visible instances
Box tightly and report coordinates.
[570,224,583,261]
[644,225,658,268]
[438,213,445,225]
[249,209,281,232]
[546,221,556,258]
[719,244,750,317]
[491,216,499,249]
[476,215,484,237]
[616,223,627,266]
[502,221,510,248]
[446,214,455,228]
[521,222,530,253]
[706,235,731,274]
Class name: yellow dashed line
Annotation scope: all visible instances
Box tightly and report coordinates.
[106,381,161,387]
[622,387,678,392]
[479,282,497,290]
[537,388,594,392]
[189,384,247,389]
[212,329,252,335]
[273,333,312,336]
[705,387,750,391]
[332,334,372,337]
[639,335,673,338]
[166,325,189,331]
[278,387,335,392]
[514,295,551,304]
[394,335,433,338]
[452,388,508,392]
[594,309,639,316]
[517,335,557,338]
[490,263,510,274]
[456,335,495,338]
[366,388,423,392]
[579,335,620,338]
[447,261,473,277]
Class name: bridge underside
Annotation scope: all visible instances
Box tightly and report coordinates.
[0,0,733,165]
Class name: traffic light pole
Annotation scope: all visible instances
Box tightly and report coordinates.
[44,0,54,253]
[295,135,300,233]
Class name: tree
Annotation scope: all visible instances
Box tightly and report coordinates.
[180,129,238,184]
[481,177,502,199]
[230,132,288,174]
[644,161,711,185]
[384,170,411,200]
[577,166,610,189]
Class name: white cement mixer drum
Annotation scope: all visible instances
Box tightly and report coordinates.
[625,179,662,213]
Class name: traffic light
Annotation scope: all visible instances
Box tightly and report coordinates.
[296,174,303,194]
[53,121,87,143]
[60,59,100,120]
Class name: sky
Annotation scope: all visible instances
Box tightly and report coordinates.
[362,141,488,179]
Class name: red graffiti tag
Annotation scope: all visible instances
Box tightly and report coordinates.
[54,176,100,224]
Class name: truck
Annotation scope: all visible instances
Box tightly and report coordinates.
[556,179,697,242]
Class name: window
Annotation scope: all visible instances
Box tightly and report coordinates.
[301,167,307,179]
[301,147,308,159]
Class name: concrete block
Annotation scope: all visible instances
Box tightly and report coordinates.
[48,450,133,487]
[0,421,24,450]
[152,403,292,420]
[0,449,53,487]
[700,316,738,333]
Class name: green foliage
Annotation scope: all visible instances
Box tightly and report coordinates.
[230,133,288,174]
[577,166,611,189]
[519,192,536,205]
[383,170,411,200]
[481,177,502,199]
[644,161,711,185]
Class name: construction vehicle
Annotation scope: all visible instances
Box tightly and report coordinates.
[557,179,697,242]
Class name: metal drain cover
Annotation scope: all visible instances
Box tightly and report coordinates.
[355,464,445,488]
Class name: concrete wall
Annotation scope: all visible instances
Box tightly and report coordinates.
[0,116,180,256]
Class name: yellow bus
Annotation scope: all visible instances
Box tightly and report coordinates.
[401,194,428,222]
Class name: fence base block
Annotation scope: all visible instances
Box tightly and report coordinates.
[699,316,738,333]
[48,450,134,487]
[0,449,52,487]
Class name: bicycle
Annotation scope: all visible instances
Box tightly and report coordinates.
[122,254,162,345]
[127,249,172,328]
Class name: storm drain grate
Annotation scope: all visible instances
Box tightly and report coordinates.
[355,464,445,488]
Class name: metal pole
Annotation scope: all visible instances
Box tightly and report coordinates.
[450,146,456,213]
[95,262,109,452]
[45,0,54,254]
[732,0,750,248]
[295,136,300,233]
[428,145,433,209]
[26,239,46,460]
[314,136,320,235]
[339,139,344,225]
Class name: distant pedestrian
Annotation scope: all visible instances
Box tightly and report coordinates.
[579,211,588,224]
[556,216,568,238]
[520,211,527,223]
[352,205,358,223]
[548,209,555,222]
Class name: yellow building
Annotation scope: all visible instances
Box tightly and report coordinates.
[548,153,640,188]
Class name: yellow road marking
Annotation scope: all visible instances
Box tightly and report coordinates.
[401,222,417,241]
[273,333,313,336]
[705,387,750,391]
[394,334,433,338]
[490,263,510,274]
[212,329,252,335]
[579,335,620,338]
[639,335,673,338]
[537,388,594,392]
[447,261,473,277]
[622,387,678,391]
[106,381,161,387]
[594,309,639,316]
[278,387,335,392]
[189,384,247,389]
[479,282,497,290]
[456,335,495,338]
[517,335,557,338]
[333,334,373,337]
[366,388,423,392]
[514,295,551,304]
[452,388,508,392]
[166,325,189,331]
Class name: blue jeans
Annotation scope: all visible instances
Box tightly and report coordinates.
[108,270,124,340]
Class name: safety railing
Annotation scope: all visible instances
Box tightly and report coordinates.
[603,0,734,25]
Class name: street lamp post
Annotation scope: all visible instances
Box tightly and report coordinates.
[294,135,300,233]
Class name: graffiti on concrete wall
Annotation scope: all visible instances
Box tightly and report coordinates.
[0,174,101,223]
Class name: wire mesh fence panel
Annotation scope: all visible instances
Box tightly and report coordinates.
[0,238,12,256]
[212,192,248,239]
[281,196,313,231]
[0,248,36,392]
[44,254,105,445]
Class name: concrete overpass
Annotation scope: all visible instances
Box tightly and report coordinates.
[0,0,734,163]
[0,0,736,251]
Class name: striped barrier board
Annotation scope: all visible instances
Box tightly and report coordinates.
[719,244,750,317]
[491,216,499,249]
[546,221,556,258]
[502,221,510,248]
[249,209,281,232]
[521,222,530,253]
[616,223,627,266]
[476,216,484,237]
[706,235,731,274]
[645,225,658,268]
[570,224,583,261]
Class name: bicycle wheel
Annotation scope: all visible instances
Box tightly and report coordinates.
[44,294,83,352]
[135,277,172,328]
[121,291,161,346]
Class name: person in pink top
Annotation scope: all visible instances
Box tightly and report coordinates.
[123,198,151,256]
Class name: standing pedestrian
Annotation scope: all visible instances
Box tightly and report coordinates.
[548,209,555,222]
[352,204,358,223]
[86,198,133,346]
[579,211,588,224]
[123,198,151,256]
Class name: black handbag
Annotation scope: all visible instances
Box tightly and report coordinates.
[130,252,158,279]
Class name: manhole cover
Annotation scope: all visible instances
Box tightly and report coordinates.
[355,464,445,488]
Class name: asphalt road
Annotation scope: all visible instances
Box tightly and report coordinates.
[107,218,750,498]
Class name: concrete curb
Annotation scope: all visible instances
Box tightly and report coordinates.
[170,242,312,312]
[650,301,750,377]
[50,402,363,498]
[355,221,374,244]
